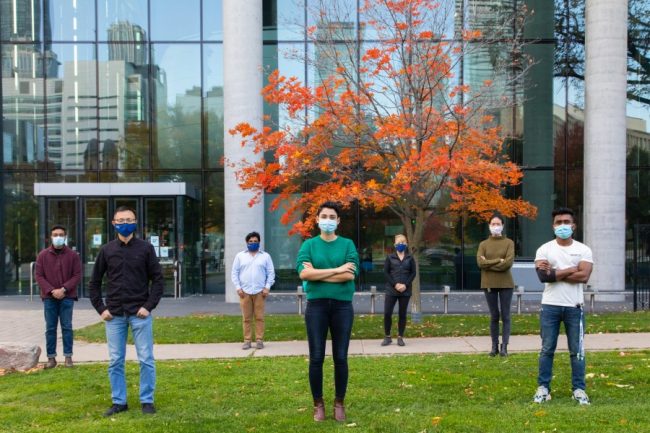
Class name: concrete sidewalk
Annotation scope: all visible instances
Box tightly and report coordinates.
[41,332,650,363]
[1,294,646,364]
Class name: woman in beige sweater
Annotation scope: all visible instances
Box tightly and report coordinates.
[477,215,515,357]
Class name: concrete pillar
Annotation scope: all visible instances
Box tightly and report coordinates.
[223,0,264,302]
[584,0,627,295]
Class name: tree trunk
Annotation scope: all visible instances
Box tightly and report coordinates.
[402,210,425,323]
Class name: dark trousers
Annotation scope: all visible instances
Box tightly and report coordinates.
[305,299,354,401]
[483,288,513,344]
[383,294,410,336]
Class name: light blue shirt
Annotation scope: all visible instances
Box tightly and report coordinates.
[231,249,276,295]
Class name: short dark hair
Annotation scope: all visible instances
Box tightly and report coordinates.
[50,225,66,235]
[114,206,137,219]
[551,207,575,222]
[489,214,504,225]
[245,231,261,242]
[317,201,342,218]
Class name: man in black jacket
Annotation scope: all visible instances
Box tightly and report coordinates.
[89,206,164,417]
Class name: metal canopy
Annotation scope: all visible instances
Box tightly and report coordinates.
[34,182,198,199]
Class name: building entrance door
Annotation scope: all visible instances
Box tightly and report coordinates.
[36,182,199,297]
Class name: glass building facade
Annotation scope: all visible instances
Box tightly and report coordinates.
[1,0,648,296]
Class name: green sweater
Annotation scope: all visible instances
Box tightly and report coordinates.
[296,236,359,301]
[476,236,515,289]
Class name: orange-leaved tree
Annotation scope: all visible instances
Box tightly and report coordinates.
[229,0,537,317]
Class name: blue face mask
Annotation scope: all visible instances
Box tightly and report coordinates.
[395,243,407,253]
[318,219,338,233]
[51,236,66,248]
[114,223,137,237]
[554,224,573,240]
[247,242,260,252]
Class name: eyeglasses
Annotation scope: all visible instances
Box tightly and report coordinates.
[114,219,136,224]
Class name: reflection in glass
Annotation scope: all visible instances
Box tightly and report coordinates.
[203,44,224,167]
[152,43,201,168]
[46,0,96,41]
[2,174,40,295]
[98,43,151,173]
[45,43,97,171]
[98,0,148,42]
[204,172,224,293]
[267,0,306,41]
[203,0,224,41]
[150,0,200,41]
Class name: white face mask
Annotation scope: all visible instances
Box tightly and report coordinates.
[52,236,66,247]
[489,225,503,236]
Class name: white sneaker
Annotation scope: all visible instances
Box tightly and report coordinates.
[572,389,590,405]
[533,386,551,403]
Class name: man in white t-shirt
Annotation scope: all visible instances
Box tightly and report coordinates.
[532,207,593,406]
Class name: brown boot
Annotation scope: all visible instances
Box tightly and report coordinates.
[333,399,346,422]
[64,356,74,367]
[45,357,57,369]
[313,398,325,422]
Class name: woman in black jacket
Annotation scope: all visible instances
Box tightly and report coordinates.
[382,234,417,346]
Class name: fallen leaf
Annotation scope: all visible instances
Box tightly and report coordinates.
[431,416,442,426]
[346,422,357,427]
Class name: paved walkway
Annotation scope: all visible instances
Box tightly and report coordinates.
[0,295,647,364]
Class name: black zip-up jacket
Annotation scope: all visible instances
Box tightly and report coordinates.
[89,237,164,316]
[384,252,417,297]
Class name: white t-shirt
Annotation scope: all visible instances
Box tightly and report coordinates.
[535,239,594,307]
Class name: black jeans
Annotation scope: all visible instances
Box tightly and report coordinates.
[484,288,514,344]
[383,294,410,336]
[305,299,354,401]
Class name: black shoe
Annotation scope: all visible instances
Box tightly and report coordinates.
[141,403,156,414]
[489,343,499,357]
[103,403,128,417]
[397,336,405,346]
[380,336,392,346]
[500,343,508,357]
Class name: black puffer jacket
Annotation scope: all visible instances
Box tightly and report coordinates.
[384,253,417,297]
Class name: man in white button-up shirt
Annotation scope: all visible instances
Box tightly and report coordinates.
[231,231,276,350]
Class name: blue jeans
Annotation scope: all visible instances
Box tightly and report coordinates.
[43,298,74,358]
[305,299,354,401]
[105,315,156,404]
[537,304,586,392]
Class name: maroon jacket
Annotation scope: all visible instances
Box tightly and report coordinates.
[35,245,82,300]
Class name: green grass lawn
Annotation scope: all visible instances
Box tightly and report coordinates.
[75,311,650,344]
[1,351,649,432]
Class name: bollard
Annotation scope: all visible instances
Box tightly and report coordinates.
[443,285,450,314]
[297,285,304,315]
[588,284,596,312]
[516,285,525,315]
[370,285,377,314]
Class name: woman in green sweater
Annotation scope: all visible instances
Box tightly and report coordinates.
[296,201,359,422]
[477,215,515,357]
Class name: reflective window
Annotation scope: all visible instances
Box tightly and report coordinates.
[151,43,202,168]
[267,0,306,41]
[203,172,224,293]
[46,0,96,42]
[46,43,97,171]
[151,0,201,41]
[98,43,151,170]
[204,43,224,168]
[2,173,41,295]
[203,0,224,41]
[2,45,48,169]
[98,0,148,42]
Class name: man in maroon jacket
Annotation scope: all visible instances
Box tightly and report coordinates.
[35,225,82,368]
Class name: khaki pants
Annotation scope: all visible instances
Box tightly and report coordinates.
[239,293,266,342]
